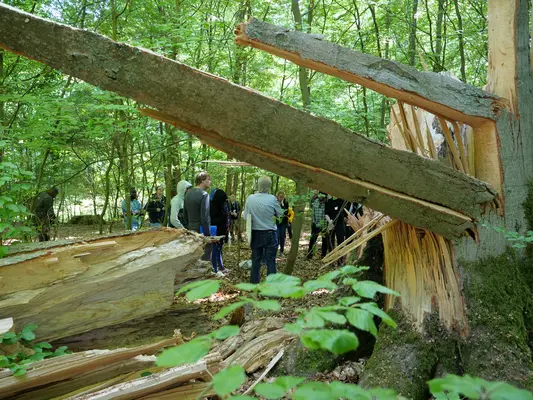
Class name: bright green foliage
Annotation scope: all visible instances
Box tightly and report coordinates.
[429,374,533,400]
[255,376,306,399]
[0,323,70,376]
[177,279,221,301]
[156,336,211,367]
[213,365,246,397]
[0,161,34,255]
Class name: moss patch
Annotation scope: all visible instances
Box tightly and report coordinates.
[273,339,341,377]
[359,307,440,400]
[460,250,533,389]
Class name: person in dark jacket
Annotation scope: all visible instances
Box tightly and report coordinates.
[145,186,166,227]
[229,194,241,241]
[325,197,348,258]
[210,188,230,276]
[276,191,290,256]
[184,171,212,261]
[32,186,59,242]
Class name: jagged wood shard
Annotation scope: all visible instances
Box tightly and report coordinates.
[0,4,497,238]
[235,18,502,127]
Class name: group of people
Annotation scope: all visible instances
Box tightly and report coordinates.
[32,178,358,284]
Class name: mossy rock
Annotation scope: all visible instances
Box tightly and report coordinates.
[273,340,341,377]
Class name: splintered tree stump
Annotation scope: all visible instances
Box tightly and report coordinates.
[0,229,205,342]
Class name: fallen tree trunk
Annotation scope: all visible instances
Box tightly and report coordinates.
[0,229,204,341]
[0,4,497,239]
[235,18,502,128]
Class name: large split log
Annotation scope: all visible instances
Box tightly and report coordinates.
[0,4,497,239]
[0,229,204,341]
[235,18,502,128]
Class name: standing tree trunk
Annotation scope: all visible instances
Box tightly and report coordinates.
[452,0,466,82]
[408,0,419,66]
[99,145,115,234]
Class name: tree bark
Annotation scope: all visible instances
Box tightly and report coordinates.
[452,0,466,82]
[235,19,500,127]
[408,0,419,66]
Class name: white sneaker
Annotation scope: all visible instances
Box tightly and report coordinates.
[221,268,230,274]
[215,271,225,278]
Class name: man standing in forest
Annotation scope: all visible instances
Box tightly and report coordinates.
[32,186,59,242]
[243,176,283,283]
[183,171,212,260]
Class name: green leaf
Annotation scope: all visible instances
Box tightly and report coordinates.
[0,332,18,344]
[317,310,347,325]
[227,396,256,400]
[433,392,461,400]
[318,270,341,281]
[11,365,27,376]
[300,329,359,355]
[214,301,248,320]
[212,325,240,340]
[156,337,211,367]
[340,265,369,275]
[302,310,325,328]
[53,346,69,357]
[254,299,281,311]
[0,246,8,258]
[176,279,212,294]
[346,308,378,336]
[338,296,361,306]
[429,375,533,400]
[235,283,258,291]
[255,376,305,399]
[185,280,220,301]
[357,302,397,328]
[34,342,53,349]
[351,281,400,299]
[212,365,246,396]
[264,273,301,286]
[140,371,153,377]
[303,279,337,292]
[329,381,368,399]
[292,382,332,400]
[20,323,38,341]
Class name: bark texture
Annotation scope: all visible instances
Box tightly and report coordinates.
[0,229,204,341]
[0,4,497,239]
[235,18,501,127]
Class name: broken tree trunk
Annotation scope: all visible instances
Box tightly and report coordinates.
[0,229,204,341]
[0,3,497,239]
[235,18,502,128]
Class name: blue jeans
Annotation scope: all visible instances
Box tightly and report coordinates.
[277,223,288,254]
[211,241,225,273]
[150,222,162,228]
[251,230,278,283]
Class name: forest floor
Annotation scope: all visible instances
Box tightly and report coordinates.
[49,222,366,386]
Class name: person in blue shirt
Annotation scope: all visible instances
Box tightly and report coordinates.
[243,176,284,283]
[122,188,143,231]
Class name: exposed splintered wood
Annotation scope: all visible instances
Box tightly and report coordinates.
[12,356,157,400]
[71,360,213,400]
[137,382,215,400]
[382,221,467,333]
[0,229,205,341]
[0,337,181,399]
[0,4,497,239]
[0,318,13,335]
[235,18,502,127]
